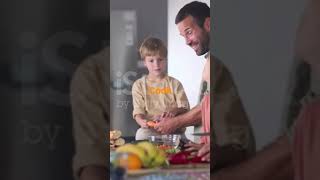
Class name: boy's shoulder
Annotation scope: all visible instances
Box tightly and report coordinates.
[166,75,182,84]
[132,75,146,87]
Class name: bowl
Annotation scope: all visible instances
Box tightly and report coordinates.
[148,134,181,149]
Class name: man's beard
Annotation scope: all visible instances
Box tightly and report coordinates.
[196,33,210,56]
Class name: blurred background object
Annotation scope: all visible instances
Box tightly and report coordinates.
[2,0,108,179]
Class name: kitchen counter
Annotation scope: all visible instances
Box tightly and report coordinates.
[126,163,210,180]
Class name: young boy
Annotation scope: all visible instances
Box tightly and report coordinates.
[132,37,190,140]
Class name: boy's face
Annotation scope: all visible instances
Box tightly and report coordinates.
[177,15,210,56]
[144,55,166,77]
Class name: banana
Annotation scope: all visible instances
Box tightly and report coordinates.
[136,141,163,168]
[136,141,158,160]
[149,149,167,168]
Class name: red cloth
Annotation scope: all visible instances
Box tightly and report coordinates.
[200,94,210,144]
[293,99,320,180]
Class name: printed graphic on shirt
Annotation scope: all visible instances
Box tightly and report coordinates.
[147,86,172,95]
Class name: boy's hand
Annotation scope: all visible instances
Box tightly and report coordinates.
[139,120,148,128]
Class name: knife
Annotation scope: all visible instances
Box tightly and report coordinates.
[190,132,211,136]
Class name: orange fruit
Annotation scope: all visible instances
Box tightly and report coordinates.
[117,153,142,170]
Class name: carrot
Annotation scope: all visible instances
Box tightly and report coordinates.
[147,121,157,128]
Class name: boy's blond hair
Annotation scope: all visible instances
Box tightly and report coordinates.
[139,37,167,60]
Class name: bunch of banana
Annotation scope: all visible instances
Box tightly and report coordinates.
[110,130,125,150]
[115,141,168,168]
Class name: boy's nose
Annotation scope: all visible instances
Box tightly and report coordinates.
[155,60,161,66]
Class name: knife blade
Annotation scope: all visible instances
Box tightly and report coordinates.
[190,132,211,136]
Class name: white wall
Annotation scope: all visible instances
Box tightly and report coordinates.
[213,0,305,149]
[168,0,210,141]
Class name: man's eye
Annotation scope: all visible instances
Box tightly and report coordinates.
[150,60,154,63]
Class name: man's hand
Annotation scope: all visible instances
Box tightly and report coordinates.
[154,117,179,134]
[198,144,210,162]
[160,111,175,119]
[184,141,203,153]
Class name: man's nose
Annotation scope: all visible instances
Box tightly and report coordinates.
[185,37,192,46]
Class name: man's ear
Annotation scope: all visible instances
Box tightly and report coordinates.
[204,17,210,32]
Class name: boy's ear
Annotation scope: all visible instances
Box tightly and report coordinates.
[204,17,210,32]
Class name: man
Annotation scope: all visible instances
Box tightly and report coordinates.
[212,0,320,179]
[154,1,255,168]
[71,47,109,180]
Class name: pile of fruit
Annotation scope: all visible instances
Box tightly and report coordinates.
[113,141,168,170]
[110,130,125,150]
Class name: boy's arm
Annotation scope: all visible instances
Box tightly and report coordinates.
[132,80,147,123]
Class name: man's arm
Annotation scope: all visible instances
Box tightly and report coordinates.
[167,107,189,117]
[154,104,201,134]
[212,135,293,180]
[175,105,202,127]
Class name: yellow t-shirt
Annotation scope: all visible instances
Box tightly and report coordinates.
[132,75,190,119]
